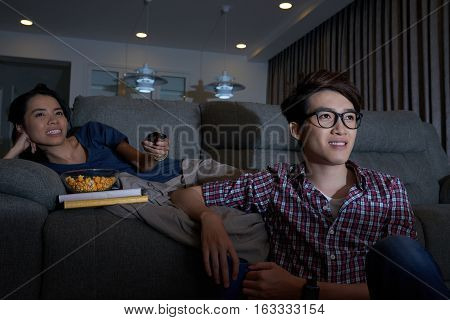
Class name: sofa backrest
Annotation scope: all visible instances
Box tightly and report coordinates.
[72,96,202,160]
[71,96,448,205]
[200,101,449,205]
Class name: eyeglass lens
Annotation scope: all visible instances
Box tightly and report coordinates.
[316,111,359,129]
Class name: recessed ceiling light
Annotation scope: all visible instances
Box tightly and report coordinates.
[279,2,293,10]
[20,19,33,26]
[236,43,247,49]
[136,32,147,38]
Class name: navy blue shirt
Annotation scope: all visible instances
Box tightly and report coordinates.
[43,121,182,183]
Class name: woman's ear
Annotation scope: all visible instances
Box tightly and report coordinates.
[289,122,302,141]
[15,124,25,134]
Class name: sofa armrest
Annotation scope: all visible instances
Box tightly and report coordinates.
[413,205,450,285]
[0,159,66,210]
[439,175,450,204]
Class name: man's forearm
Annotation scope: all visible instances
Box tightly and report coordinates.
[171,186,212,221]
[318,282,369,299]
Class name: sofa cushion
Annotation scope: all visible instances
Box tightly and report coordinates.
[440,175,450,204]
[202,147,301,170]
[350,151,439,204]
[201,101,297,151]
[0,193,48,299]
[73,96,202,160]
[413,204,450,286]
[354,111,427,153]
[42,209,217,299]
[422,122,450,181]
[201,106,427,153]
[0,159,65,210]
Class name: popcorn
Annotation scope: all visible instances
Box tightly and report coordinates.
[65,175,116,192]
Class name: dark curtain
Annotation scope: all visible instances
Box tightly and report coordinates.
[267,0,450,156]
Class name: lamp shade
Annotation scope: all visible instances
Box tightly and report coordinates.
[205,71,245,99]
[203,6,245,99]
[123,64,167,93]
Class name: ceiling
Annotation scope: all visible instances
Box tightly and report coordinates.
[0,0,354,62]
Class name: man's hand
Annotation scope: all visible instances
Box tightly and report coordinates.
[243,262,305,299]
[170,187,239,288]
[200,210,239,288]
[3,132,36,159]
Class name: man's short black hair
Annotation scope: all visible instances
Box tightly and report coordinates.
[280,70,363,125]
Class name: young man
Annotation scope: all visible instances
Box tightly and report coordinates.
[171,71,448,299]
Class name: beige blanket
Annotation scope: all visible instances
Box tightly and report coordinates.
[105,159,269,263]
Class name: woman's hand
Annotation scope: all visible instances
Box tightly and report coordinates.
[3,132,36,159]
[200,210,240,288]
[141,137,169,161]
[242,262,305,299]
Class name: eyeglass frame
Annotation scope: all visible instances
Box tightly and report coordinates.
[304,108,363,129]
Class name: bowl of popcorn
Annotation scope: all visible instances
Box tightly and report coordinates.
[61,169,120,193]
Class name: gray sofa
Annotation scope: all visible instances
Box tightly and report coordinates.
[0,96,449,299]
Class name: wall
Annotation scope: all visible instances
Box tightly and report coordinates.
[0,30,268,106]
[267,0,450,158]
[0,57,71,153]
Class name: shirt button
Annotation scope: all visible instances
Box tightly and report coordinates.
[322,205,328,210]
[330,254,336,260]
[329,229,335,235]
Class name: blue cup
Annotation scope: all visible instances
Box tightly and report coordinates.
[217,257,249,300]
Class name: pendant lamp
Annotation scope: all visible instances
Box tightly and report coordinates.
[205,5,245,99]
[123,0,167,93]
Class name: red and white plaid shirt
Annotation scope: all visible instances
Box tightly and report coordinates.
[202,161,417,284]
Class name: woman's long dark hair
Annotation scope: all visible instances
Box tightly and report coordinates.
[8,84,71,162]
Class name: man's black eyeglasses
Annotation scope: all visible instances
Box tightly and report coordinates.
[305,110,363,129]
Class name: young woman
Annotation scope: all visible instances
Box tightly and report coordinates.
[3,84,181,183]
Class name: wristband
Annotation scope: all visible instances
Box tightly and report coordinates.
[153,152,168,162]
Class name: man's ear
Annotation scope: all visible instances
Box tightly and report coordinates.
[289,122,302,141]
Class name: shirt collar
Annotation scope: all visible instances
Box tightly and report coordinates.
[345,160,366,191]
[289,160,366,191]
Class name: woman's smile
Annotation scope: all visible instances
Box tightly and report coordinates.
[46,128,63,136]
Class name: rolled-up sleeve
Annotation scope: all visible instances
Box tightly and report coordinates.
[385,178,417,239]
[202,170,274,214]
